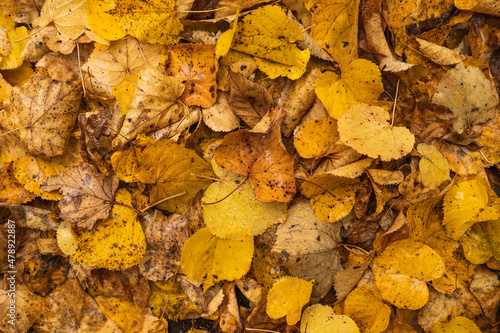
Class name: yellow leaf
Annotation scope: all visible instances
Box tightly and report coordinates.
[112,67,188,148]
[203,164,287,239]
[266,276,313,325]
[344,286,391,333]
[165,43,218,108]
[432,63,499,134]
[301,174,362,223]
[430,316,481,333]
[315,59,383,119]
[180,228,254,290]
[95,296,147,333]
[460,220,500,265]
[0,8,27,70]
[338,104,415,161]
[83,38,163,88]
[417,143,450,189]
[231,5,310,79]
[87,0,182,45]
[133,138,213,214]
[480,111,500,164]
[111,145,140,183]
[415,37,466,66]
[216,50,257,91]
[215,8,239,59]
[202,91,240,132]
[443,179,500,240]
[39,0,88,40]
[455,0,500,16]
[294,119,339,159]
[111,76,135,117]
[73,189,146,270]
[148,279,202,320]
[372,239,445,310]
[0,163,35,204]
[300,304,360,333]
[56,220,77,256]
[0,127,27,163]
[304,0,360,68]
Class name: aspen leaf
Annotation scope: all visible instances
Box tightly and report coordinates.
[430,316,481,333]
[83,38,163,88]
[294,119,339,159]
[73,189,146,270]
[41,163,119,229]
[344,286,391,333]
[0,8,27,70]
[214,107,296,202]
[0,163,35,204]
[133,138,213,214]
[372,239,445,310]
[315,59,384,119]
[300,304,360,333]
[273,201,342,299]
[266,276,313,325]
[338,104,415,161]
[4,69,82,157]
[417,143,450,189]
[231,5,310,80]
[203,166,287,239]
[432,63,499,134]
[112,67,188,148]
[301,174,362,223]
[39,0,88,40]
[217,50,257,92]
[443,179,500,240]
[304,0,360,68]
[202,91,240,132]
[165,43,218,108]
[180,228,254,290]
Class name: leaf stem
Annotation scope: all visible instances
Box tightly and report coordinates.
[140,192,187,214]
[298,177,336,199]
[390,79,400,127]
[202,175,249,205]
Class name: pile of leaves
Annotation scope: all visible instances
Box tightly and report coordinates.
[1,0,500,332]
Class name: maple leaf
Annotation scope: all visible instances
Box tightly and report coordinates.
[214,106,296,202]
[301,304,360,333]
[41,163,119,229]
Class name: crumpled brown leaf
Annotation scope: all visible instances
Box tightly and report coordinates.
[41,163,119,229]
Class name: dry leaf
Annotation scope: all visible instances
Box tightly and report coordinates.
[202,91,240,132]
[417,143,450,189]
[294,118,339,159]
[301,304,360,333]
[415,37,466,65]
[0,163,35,204]
[344,286,391,333]
[266,276,313,325]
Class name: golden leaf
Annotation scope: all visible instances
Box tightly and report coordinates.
[315,59,383,119]
[301,304,360,333]
[415,37,466,65]
[430,316,481,333]
[459,220,500,265]
[338,104,415,161]
[0,163,35,204]
[417,143,451,189]
[0,8,27,70]
[294,118,339,159]
[94,296,147,333]
[344,286,391,333]
[39,0,88,40]
[266,276,313,325]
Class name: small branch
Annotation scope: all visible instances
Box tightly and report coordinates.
[140,192,187,214]
[202,175,249,205]
[298,177,336,199]
[391,79,400,127]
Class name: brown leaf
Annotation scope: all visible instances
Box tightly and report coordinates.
[22,254,69,296]
[228,71,274,128]
[214,106,296,202]
[41,163,119,229]
[0,163,35,204]
[333,260,371,303]
[4,68,82,157]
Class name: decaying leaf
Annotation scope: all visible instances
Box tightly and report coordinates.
[202,91,240,132]
[415,37,466,65]
[266,276,313,325]
[273,201,342,299]
[214,106,296,202]
[301,304,360,333]
[417,143,450,189]
[338,104,415,161]
[432,63,499,134]
[459,220,500,265]
[38,0,88,40]
[0,163,35,203]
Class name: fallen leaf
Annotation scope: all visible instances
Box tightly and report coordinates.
[228,70,273,128]
[417,143,450,189]
[95,296,147,333]
[165,43,218,108]
[367,169,404,185]
[231,5,310,79]
[215,8,239,59]
[479,111,500,164]
[56,220,77,256]
[455,0,500,16]
[181,228,254,290]
[214,106,296,202]
[294,118,339,159]
[266,276,313,325]
[42,163,119,229]
[0,8,28,69]
[38,0,88,40]
[0,163,35,203]
[301,304,360,333]
[273,201,342,299]
[344,286,391,333]
[0,0,41,24]
[73,189,146,270]
[432,63,499,134]
[430,316,481,333]
[202,91,240,132]
[415,37,466,65]
[333,260,371,303]
[459,219,500,265]
[4,68,82,157]
[338,104,415,161]
[315,59,384,119]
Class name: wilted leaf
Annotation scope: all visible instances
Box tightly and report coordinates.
[95,296,147,333]
[202,91,240,132]
[432,63,499,134]
[181,228,253,290]
[214,106,296,202]
[367,169,404,185]
[315,59,384,119]
[165,43,218,108]
[459,220,500,265]
[443,179,500,240]
[266,276,313,325]
[273,201,342,299]
[333,260,371,303]
[39,0,88,40]
[338,104,415,161]
[417,143,450,189]
[344,286,391,333]
[231,5,310,79]
[148,278,202,320]
[372,239,445,310]
[301,174,362,223]
[228,71,274,128]
[4,68,81,157]
[294,118,339,159]
[203,165,287,239]
[301,304,360,333]
[42,163,119,229]
[73,189,146,270]
[0,163,35,203]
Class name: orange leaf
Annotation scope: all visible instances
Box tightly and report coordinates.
[214,107,296,202]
